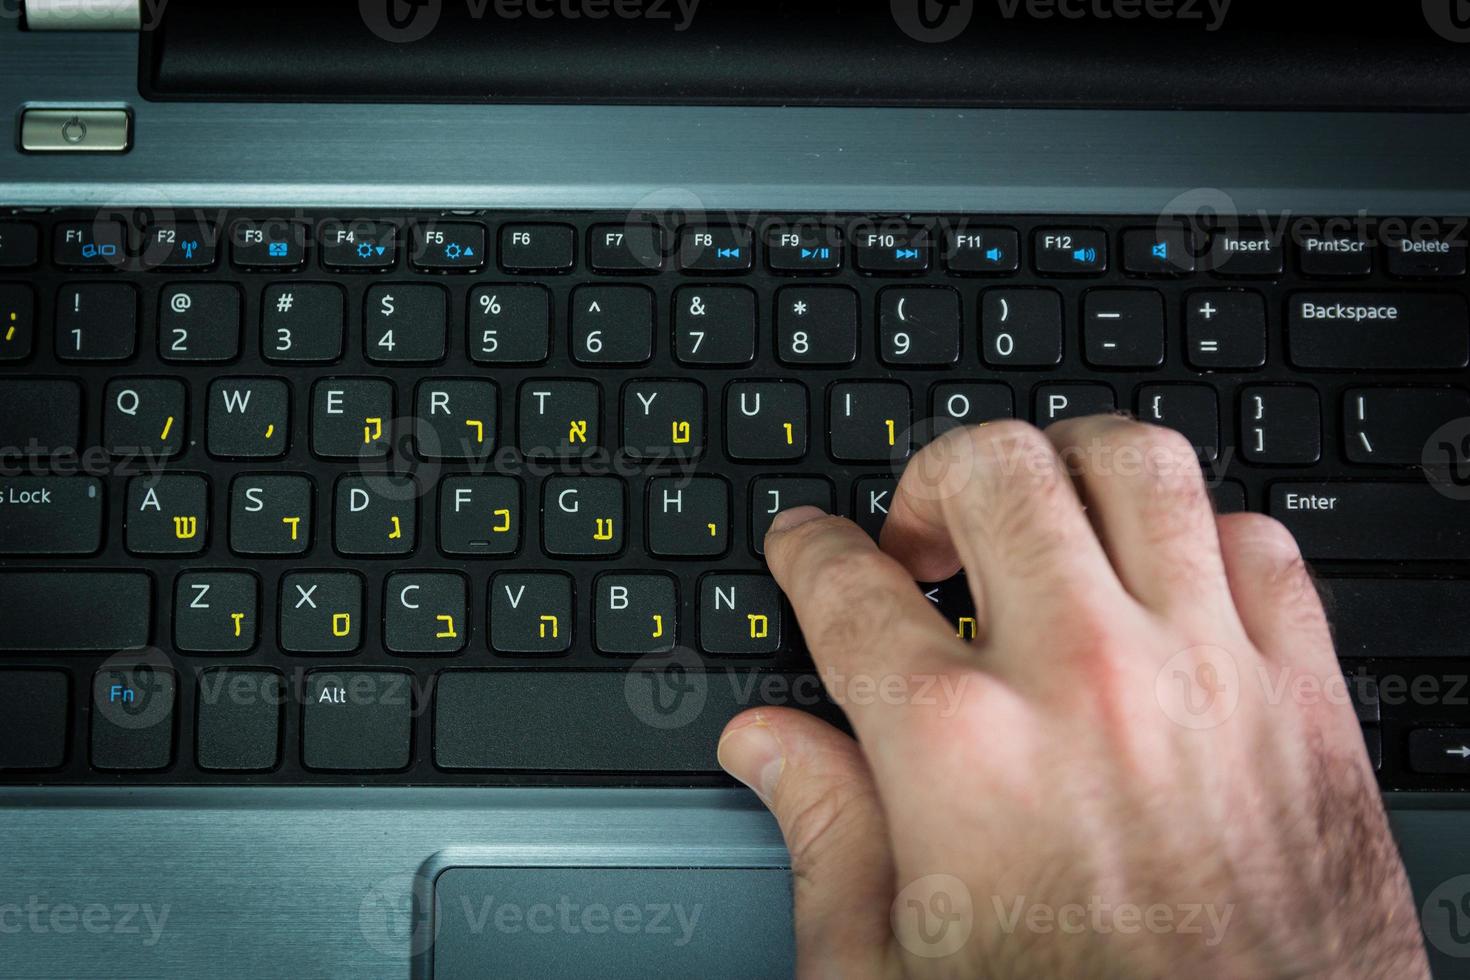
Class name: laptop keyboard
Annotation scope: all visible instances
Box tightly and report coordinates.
[1,209,1468,789]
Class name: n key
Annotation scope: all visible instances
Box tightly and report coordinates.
[700,574,783,656]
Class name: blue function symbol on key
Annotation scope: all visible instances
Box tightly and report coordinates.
[1071,246,1098,265]
[66,227,119,260]
[716,247,742,259]
[109,683,137,704]
[267,241,290,258]
[895,247,921,261]
[800,247,831,261]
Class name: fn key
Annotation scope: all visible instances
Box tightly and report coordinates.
[91,665,176,771]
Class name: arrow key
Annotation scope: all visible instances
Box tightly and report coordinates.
[1410,729,1470,774]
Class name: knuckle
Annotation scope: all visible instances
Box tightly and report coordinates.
[1225,512,1305,565]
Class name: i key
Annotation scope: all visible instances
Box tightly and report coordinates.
[174,572,258,653]
[595,574,678,655]
[207,378,289,458]
[830,383,911,462]
[105,379,187,459]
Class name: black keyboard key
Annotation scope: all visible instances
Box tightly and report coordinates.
[489,572,574,655]
[500,223,575,273]
[303,671,413,771]
[589,223,664,273]
[1288,293,1469,370]
[980,288,1063,367]
[143,221,218,270]
[571,285,654,364]
[196,669,282,771]
[0,379,80,456]
[594,573,678,655]
[878,287,961,366]
[1209,226,1284,276]
[1138,385,1219,462]
[931,383,1014,430]
[1299,230,1372,277]
[384,572,468,654]
[439,477,521,556]
[854,475,899,540]
[1410,730,1470,775]
[174,571,258,653]
[411,221,486,271]
[262,283,345,362]
[543,476,625,557]
[231,220,306,270]
[726,381,808,461]
[91,665,175,771]
[945,227,1018,274]
[320,220,397,271]
[1321,579,1470,658]
[776,286,858,365]
[311,378,393,458]
[1122,226,1196,277]
[56,282,136,360]
[830,382,911,463]
[750,477,832,556]
[0,221,39,268]
[230,475,314,555]
[414,379,497,460]
[280,572,362,653]
[0,283,35,360]
[0,572,150,651]
[673,286,756,365]
[853,224,928,274]
[469,285,551,363]
[105,378,187,459]
[1385,231,1467,279]
[365,284,447,362]
[0,671,68,770]
[699,574,783,656]
[0,477,103,555]
[678,225,753,273]
[1035,383,1116,424]
[159,283,241,361]
[1269,483,1470,561]
[1034,228,1106,275]
[1083,289,1165,368]
[1240,386,1321,465]
[766,224,842,273]
[622,379,705,459]
[334,475,417,556]
[55,220,126,268]
[1212,480,1247,514]
[1185,290,1267,370]
[518,380,600,458]
[207,378,289,458]
[1344,387,1470,466]
[125,474,209,555]
[647,477,730,558]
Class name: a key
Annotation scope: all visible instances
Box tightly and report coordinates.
[262,283,345,363]
[126,474,209,555]
[0,380,80,457]
[829,382,911,462]
[622,380,705,459]
[699,575,783,656]
[105,379,187,459]
[1137,385,1220,462]
[488,572,574,655]
[91,665,175,771]
[981,288,1063,367]
[159,283,241,361]
[500,223,575,273]
[0,283,35,361]
[311,378,393,459]
[725,382,808,461]
[0,477,103,555]
[571,285,654,364]
[646,477,729,558]
[365,284,448,362]
[174,572,258,653]
[594,573,678,655]
[414,379,497,460]
[0,671,67,770]
[1345,387,1470,465]
[469,285,551,364]
[385,572,468,654]
[518,381,600,458]
[854,476,899,541]
[303,670,413,771]
[776,286,858,365]
[335,475,417,556]
[0,572,150,651]
[1185,290,1267,370]
[280,572,363,653]
[878,287,961,366]
[1084,289,1165,368]
[750,477,833,556]
[196,668,282,771]
[1035,384,1116,424]
[1289,293,1469,370]
[673,286,756,365]
[1239,386,1321,465]
[543,477,625,557]
[56,282,136,360]
[439,476,521,556]
[230,474,314,555]
[207,378,289,458]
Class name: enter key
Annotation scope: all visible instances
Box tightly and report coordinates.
[1269,482,1470,561]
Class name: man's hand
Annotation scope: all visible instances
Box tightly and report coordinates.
[718,418,1429,979]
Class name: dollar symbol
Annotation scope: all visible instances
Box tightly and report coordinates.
[380,294,396,317]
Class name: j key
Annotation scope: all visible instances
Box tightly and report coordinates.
[91,665,176,771]
[854,475,899,540]
[439,476,521,556]
[489,572,574,655]
[776,287,858,367]
[0,221,39,269]
[196,668,282,771]
[622,380,705,459]
[230,475,314,555]
[312,379,393,458]
[159,283,242,361]
[1385,232,1467,278]
[469,285,551,363]
[0,671,67,770]
[411,221,487,272]
[1288,293,1470,369]
[673,286,756,365]
[303,671,412,771]
[595,573,678,655]
[1240,386,1321,465]
[750,477,832,556]
[126,474,209,555]
[1299,231,1372,277]
[1122,226,1197,277]
[262,283,345,362]
[56,283,137,360]
[320,220,397,271]
[1138,385,1219,462]
[765,224,843,274]
[647,477,729,558]
[1409,730,1470,775]
[572,285,654,364]
[1034,228,1106,275]
[1346,387,1470,466]
[174,571,258,653]
[980,288,1063,367]
[679,225,753,273]
[0,477,103,555]
[946,227,1019,275]
[1084,289,1165,368]
[879,287,961,366]
[105,378,187,458]
[415,379,497,460]
[852,225,929,274]
[500,223,575,273]
[231,220,307,270]
[1185,290,1267,370]
[700,574,783,656]
[280,572,362,653]
[519,381,600,458]
[335,475,418,556]
[55,220,126,268]
[1035,383,1116,424]
[384,572,468,654]
[931,383,1014,432]
[1270,483,1470,561]
[726,382,808,461]
[0,379,80,457]
[207,378,289,458]
[0,283,35,360]
[1209,226,1284,276]
[143,221,218,270]
[0,571,150,651]
[366,284,447,362]
[830,382,911,463]
[589,223,664,273]
[543,477,625,557]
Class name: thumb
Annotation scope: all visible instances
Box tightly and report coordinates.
[719,707,897,979]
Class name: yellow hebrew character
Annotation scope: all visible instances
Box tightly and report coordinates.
[884,418,896,447]
[747,614,769,639]
[231,612,245,638]
[160,415,175,441]
[783,422,794,445]
[651,614,663,639]
[593,518,614,541]
[282,516,301,541]
[332,612,352,637]
[172,515,198,540]
[435,615,458,639]
[707,522,718,537]
[957,616,977,640]
[538,614,559,639]
[465,419,484,444]
[388,515,403,540]
[671,420,691,445]
[492,508,511,533]
[568,419,588,444]
[363,417,383,444]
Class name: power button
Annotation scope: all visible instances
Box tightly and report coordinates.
[20,109,131,153]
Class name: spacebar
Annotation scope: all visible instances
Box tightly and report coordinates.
[0,572,151,651]
[435,670,833,772]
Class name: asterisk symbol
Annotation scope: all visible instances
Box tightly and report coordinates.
[793,301,808,316]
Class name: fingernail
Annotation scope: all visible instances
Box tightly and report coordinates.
[769,505,826,535]
[718,719,785,806]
